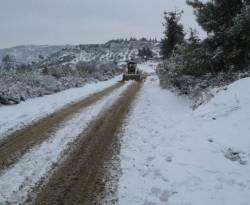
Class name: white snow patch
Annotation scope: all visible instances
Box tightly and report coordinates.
[0,75,122,141]
[0,81,131,205]
[118,73,250,205]
[138,62,157,74]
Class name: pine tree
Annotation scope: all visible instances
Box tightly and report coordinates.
[2,55,16,70]
[226,4,250,68]
[186,28,200,48]
[138,47,153,60]
[160,11,185,59]
[181,29,215,76]
[187,0,250,70]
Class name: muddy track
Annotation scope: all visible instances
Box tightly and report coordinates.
[33,82,141,205]
[0,83,123,170]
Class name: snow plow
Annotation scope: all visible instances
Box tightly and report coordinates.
[122,61,142,81]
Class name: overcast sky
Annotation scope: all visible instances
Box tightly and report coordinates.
[0,0,205,49]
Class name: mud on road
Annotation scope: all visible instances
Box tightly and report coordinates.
[0,83,123,170]
[33,82,141,205]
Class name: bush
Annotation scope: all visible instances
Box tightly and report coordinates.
[138,47,153,60]
[0,61,122,105]
[157,2,250,99]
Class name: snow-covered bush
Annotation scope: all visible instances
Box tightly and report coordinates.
[76,61,122,81]
[157,28,250,100]
[0,60,122,105]
[157,1,250,102]
[157,59,250,101]
[0,69,59,104]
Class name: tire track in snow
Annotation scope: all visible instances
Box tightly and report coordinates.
[34,82,142,205]
[0,82,123,171]
[0,82,132,205]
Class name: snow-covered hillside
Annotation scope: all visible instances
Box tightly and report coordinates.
[0,39,159,105]
[118,66,250,205]
[38,39,160,68]
[0,39,159,67]
[0,45,73,64]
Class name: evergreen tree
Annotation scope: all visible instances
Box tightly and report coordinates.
[160,11,185,59]
[226,4,250,68]
[2,55,16,70]
[138,47,153,60]
[187,0,250,70]
[181,29,215,76]
[187,28,200,46]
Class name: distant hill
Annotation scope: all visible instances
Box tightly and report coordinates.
[0,45,74,64]
[0,39,160,66]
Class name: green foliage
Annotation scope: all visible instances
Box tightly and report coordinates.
[2,55,16,70]
[178,29,214,76]
[187,0,244,33]
[160,11,185,59]
[158,1,250,94]
[138,47,153,60]
[225,5,250,68]
[187,0,250,70]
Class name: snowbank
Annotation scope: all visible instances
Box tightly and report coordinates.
[0,75,122,140]
[138,62,157,74]
[118,75,250,205]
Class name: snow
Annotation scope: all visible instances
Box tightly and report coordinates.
[0,75,122,140]
[118,67,250,205]
[138,62,157,74]
[0,45,72,64]
[0,81,132,205]
[45,39,160,66]
[1,60,249,204]
[70,50,90,63]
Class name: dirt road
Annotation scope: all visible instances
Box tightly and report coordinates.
[0,83,123,170]
[33,82,141,205]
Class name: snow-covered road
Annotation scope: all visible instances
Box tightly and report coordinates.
[0,75,122,140]
[0,78,131,204]
[0,62,249,205]
[118,63,250,205]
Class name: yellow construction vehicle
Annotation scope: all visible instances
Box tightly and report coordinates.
[122,61,142,81]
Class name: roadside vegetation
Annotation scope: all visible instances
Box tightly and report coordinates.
[157,0,250,98]
[0,56,120,105]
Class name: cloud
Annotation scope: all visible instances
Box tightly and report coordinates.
[0,0,205,48]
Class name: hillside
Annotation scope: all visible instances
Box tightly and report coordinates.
[0,39,160,66]
[37,39,160,68]
[0,39,160,105]
[0,45,73,64]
